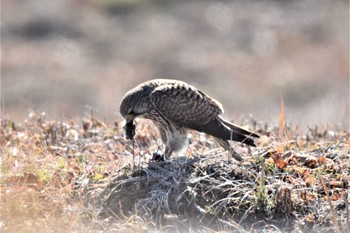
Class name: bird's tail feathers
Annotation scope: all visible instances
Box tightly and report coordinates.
[191,117,258,147]
[219,116,260,139]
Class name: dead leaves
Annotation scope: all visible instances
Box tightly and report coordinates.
[262,150,293,169]
[329,180,344,188]
[304,214,316,225]
[275,154,288,169]
[263,150,287,169]
[303,155,327,168]
[261,148,349,207]
[6,172,42,190]
[263,148,333,172]
[304,176,315,187]
[301,191,317,203]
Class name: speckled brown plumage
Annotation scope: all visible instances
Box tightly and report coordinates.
[120,79,259,161]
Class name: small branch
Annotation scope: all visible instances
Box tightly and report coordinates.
[319,176,341,233]
[90,108,94,127]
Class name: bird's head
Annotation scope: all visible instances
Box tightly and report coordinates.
[119,84,153,124]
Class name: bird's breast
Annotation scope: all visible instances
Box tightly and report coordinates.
[166,127,189,153]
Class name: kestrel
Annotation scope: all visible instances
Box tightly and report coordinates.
[120,79,259,161]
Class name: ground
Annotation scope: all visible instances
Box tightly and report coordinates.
[1,112,349,233]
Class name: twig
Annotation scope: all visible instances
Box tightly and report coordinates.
[256,157,266,209]
[319,176,341,233]
[90,108,94,127]
[239,205,253,225]
[217,218,248,233]
[307,125,318,140]
[278,98,287,140]
[229,129,233,161]
[260,157,265,194]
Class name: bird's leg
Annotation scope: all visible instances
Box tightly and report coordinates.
[151,127,171,162]
[152,146,164,162]
[152,153,164,162]
[163,146,173,161]
[152,146,172,162]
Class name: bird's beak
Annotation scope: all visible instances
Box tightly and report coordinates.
[126,113,134,124]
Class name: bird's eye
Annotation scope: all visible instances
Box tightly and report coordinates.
[128,110,134,115]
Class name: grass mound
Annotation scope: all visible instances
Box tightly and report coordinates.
[95,148,349,232]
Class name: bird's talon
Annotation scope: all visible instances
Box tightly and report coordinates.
[152,153,165,162]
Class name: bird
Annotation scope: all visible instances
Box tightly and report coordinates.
[119,79,259,161]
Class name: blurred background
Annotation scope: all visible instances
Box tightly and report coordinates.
[2,0,349,129]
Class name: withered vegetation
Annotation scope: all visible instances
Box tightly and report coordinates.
[1,111,349,233]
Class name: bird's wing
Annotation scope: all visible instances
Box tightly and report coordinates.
[149,82,223,126]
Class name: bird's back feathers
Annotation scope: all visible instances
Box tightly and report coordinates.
[149,81,223,126]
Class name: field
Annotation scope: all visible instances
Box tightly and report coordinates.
[1,110,349,233]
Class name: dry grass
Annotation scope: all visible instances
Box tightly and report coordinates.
[1,111,349,233]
